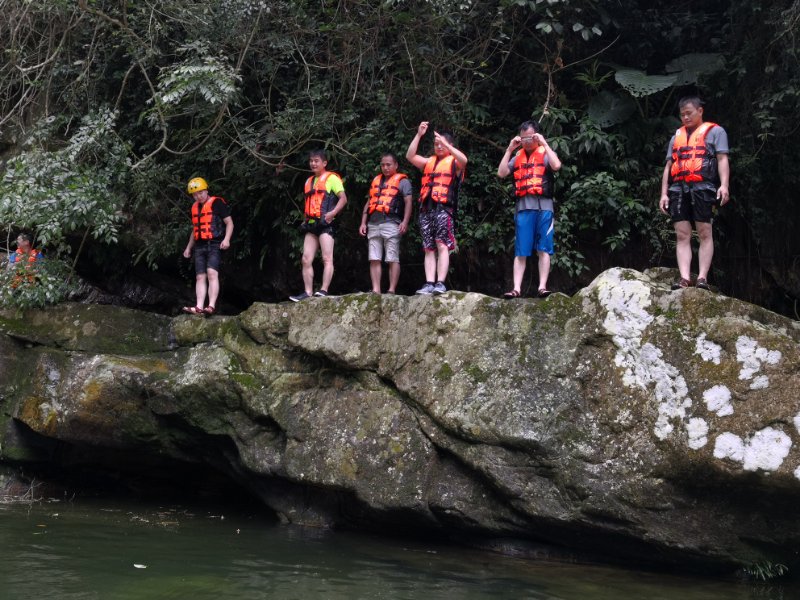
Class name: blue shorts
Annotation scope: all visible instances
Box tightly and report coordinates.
[515,210,554,256]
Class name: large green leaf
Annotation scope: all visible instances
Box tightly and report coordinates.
[588,91,637,127]
[665,53,726,86]
[615,69,677,97]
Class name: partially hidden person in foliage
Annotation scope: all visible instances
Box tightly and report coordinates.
[289,149,348,301]
[497,120,562,298]
[7,232,43,288]
[182,177,234,315]
[659,96,730,290]
[358,152,413,294]
[405,121,467,295]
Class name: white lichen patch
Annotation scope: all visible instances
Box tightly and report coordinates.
[702,385,733,417]
[713,432,744,462]
[591,270,692,442]
[695,333,722,365]
[713,428,791,472]
[795,466,800,481]
[736,335,782,388]
[794,412,800,434]
[687,417,709,449]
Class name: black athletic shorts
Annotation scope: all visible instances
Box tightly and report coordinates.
[668,187,718,224]
[194,241,222,274]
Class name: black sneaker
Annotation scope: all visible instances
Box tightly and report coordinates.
[289,292,311,302]
[314,290,329,297]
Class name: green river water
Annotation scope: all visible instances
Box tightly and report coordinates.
[0,499,794,600]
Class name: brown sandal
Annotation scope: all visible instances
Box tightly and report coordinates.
[503,290,521,299]
[203,306,216,315]
[182,306,204,315]
[671,278,691,290]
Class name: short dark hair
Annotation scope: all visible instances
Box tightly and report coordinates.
[519,120,540,134]
[17,233,33,244]
[380,152,398,163]
[309,149,328,161]
[678,96,704,110]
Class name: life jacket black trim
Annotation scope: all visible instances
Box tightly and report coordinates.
[512,146,553,198]
[368,173,407,217]
[670,122,719,184]
[191,196,226,241]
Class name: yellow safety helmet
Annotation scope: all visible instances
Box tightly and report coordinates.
[187,177,208,194]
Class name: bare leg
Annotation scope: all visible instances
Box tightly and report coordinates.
[674,221,693,281]
[206,268,220,308]
[435,242,450,282]
[538,252,551,291]
[388,261,400,293]
[369,260,382,293]
[424,250,436,282]
[301,233,319,294]
[319,233,335,292]
[512,256,527,292]
[696,221,714,280]
[195,273,208,308]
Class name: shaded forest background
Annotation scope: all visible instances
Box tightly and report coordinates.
[0,0,798,317]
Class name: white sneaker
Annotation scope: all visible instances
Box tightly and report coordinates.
[433,282,447,295]
[415,283,435,295]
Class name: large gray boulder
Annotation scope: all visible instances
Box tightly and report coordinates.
[1,268,798,574]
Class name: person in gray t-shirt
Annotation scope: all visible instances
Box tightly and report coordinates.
[659,96,730,291]
[359,153,413,294]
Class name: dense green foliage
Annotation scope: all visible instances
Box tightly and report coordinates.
[0,0,798,312]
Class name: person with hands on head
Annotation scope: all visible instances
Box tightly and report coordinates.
[290,149,348,301]
[659,96,730,291]
[405,121,467,295]
[182,177,233,316]
[359,152,413,294]
[497,120,562,298]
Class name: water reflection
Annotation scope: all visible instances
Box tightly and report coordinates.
[0,500,794,600]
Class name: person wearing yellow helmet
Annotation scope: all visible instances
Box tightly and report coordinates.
[182,177,233,315]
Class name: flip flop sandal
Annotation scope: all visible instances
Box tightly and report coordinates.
[182,306,204,315]
[503,290,521,299]
[203,306,216,315]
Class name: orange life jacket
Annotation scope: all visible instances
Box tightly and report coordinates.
[670,122,719,184]
[10,248,40,288]
[304,171,340,219]
[368,173,408,217]
[191,196,226,241]
[420,156,459,208]
[512,146,553,198]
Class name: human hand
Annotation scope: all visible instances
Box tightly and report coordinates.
[433,131,449,149]
[533,133,547,146]
[220,240,230,250]
[324,211,336,223]
[717,185,730,206]
[659,194,670,215]
[508,136,522,152]
[399,222,409,235]
[359,224,367,236]
[183,248,191,259]
[417,122,429,136]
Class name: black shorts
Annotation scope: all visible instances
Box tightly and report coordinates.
[300,219,336,238]
[668,188,718,224]
[194,241,222,274]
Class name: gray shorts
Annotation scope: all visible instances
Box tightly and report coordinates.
[367,220,401,263]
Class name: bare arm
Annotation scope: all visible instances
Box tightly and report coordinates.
[659,160,672,215]
[220,216,233,250]
[497,136,521,178]
[716,153,730,205]
[536,133,561,171]
[434,131,468,173]
[183,231,195,258]
[399,194,413,234]
[406,121,430,170]
[359,198,370,236]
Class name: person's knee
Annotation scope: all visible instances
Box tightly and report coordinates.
[301,253,314,268]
